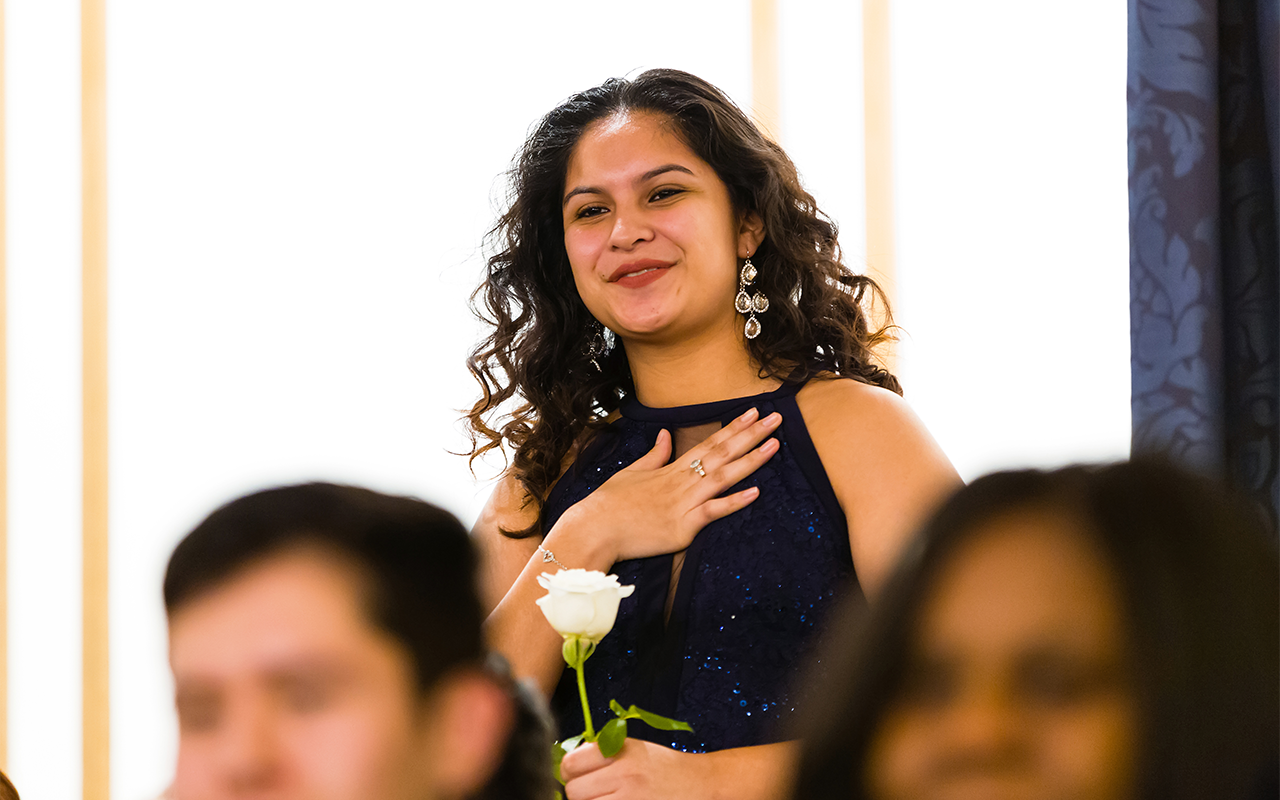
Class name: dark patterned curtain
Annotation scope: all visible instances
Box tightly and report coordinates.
[1128,0,1279,529]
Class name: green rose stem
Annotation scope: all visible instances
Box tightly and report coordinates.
[565,636,597,739]
[537,571,688,785]
[575,657,595,738]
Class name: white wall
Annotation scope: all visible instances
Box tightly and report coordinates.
[2,2,1128,798]
[890,1,1130,480]
[8,0,84,797]
[106,3,750,798]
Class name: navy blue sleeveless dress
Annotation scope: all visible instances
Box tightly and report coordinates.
[542,379,860,752]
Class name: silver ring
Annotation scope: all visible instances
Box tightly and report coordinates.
[690,458,706,478]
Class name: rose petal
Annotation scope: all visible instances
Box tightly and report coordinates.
[535,568,637,640]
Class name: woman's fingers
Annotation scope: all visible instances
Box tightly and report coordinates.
[695,485,762,527]
[592,410,780,560]
[695,411,782,472]
[563,740,668,800]
[684,412,781,491]
[629,428,672,472]
[560,742,611,781]
[702,437,778,491]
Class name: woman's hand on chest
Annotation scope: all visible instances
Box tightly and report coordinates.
[558,407,783,564]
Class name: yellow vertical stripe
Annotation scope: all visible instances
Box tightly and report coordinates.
[863,0,897,299]
[81,0,109,797]
[0,0,8,771]
[751,0,780,141]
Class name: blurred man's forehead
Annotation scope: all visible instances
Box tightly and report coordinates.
[167,548,400,683]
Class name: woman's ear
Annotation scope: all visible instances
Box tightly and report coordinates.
[419,671,514,800]
[738,211,766,257]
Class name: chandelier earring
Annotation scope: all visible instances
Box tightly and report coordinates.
[584,321,616,372]
[734,253,769,339]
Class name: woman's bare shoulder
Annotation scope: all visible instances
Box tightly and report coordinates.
[796,374,916,431]
[796,374,960,595]
[472,429,593,543]
[472,433,599,613]
[474,470,541,540]
[796,373,953,482]
[473,470,542,615]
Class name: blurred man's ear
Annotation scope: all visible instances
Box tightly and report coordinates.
[421,670,514,800]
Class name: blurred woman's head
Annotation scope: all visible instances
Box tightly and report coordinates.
[795,460,1279,800]
[467,69,897,531]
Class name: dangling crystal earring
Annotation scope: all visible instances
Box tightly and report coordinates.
[584,322,615,372]
[734,254,769,339]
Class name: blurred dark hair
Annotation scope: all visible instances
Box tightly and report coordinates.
[466,68,898,536]
[164,482,554,800]
[793,459,1280,800]
[0,770,18,800]
[479,655,557,800]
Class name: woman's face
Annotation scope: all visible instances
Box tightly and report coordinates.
[865,510,1140,800]
[561,111,763,345]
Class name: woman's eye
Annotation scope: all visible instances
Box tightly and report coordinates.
[1017,655,1119,706]
[650,188,683,202]
[575,205,609,219]
[895,658,958,710]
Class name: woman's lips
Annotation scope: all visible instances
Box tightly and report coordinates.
[614,266,669,288]
[609,260,672,288]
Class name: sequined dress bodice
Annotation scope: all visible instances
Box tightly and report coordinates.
[542,379,858,752]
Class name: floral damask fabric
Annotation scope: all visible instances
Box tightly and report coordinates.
[1128,0,1279,527]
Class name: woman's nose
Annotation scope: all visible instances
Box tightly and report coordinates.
[608,206,654,250]
[933,685,1029,774]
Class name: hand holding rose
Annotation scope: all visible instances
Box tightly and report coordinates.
[536,567,691,793]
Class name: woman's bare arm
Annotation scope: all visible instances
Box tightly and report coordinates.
[474,476,621,695]
[798,379,961,597]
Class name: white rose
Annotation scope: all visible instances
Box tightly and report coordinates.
[535,568,636,643]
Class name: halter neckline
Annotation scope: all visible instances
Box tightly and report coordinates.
[620,380,804,425]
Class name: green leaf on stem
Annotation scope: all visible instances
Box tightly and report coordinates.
[551,735,584,785]
[597,717,628,758]
[551,741,566,785]
[607,699,694,733]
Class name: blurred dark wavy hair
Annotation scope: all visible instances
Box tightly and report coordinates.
[466,68,898,536]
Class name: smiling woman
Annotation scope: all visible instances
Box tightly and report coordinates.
[560,114,760,349]
[466,69,960,800]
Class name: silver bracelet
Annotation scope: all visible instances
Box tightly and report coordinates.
[536,545,568,570]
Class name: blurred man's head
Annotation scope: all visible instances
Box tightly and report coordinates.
[164,483,513,800]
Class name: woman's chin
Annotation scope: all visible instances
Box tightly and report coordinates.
[613,313,741,348]
[608,314,675,340]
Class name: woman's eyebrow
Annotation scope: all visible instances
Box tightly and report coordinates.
[562,164,696,207]
[638,163,695,183]
[562,185,600,207]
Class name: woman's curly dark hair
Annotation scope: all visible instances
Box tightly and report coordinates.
[467,68,899,537]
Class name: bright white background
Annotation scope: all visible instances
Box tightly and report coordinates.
[3,2,1128,798]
